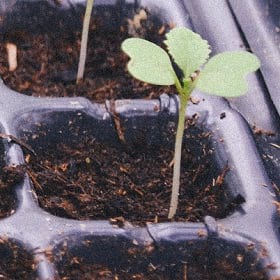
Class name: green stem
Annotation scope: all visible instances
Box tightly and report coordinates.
[76,0,95,84]
[168,78,194,219]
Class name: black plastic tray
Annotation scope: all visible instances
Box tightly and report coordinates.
[0,0,279,279]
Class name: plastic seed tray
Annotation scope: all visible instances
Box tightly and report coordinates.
[0,0,279,279]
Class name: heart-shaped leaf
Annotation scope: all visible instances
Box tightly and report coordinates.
[164,27,211,78]
[197,51,260,97]
[121,38,176,85]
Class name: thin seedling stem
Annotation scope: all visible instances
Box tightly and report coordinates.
[168,91,188,219]
[76,0,95,84]
[168,78,195,219]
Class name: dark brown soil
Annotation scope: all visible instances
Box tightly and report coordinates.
[0,238,35,279]
[19,111,233,223]
[0,165,24,218]
[0,7,173,102]
[252,127,280,200]
[56,239,268,280]
[0,142,24,218]
[58,263,267,280]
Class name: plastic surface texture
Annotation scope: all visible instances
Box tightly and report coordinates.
[0,0,279,279]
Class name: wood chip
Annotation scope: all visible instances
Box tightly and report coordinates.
[6,42,18,72]
[158,25,165,35]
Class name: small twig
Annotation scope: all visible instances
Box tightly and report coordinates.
[26,169,42,190]
[30,160,87,192]
[270,143,280,149]
[106,100,126,143]
[35,162,69,184]
[0,133,36,156]
[214,163,230,186]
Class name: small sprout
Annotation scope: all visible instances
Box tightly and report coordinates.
[122,27,260,219]
[76,0,95,84]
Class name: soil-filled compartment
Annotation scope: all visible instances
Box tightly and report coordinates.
[0,2,174,102]
[252,127,280,199]
[0,133,24,218]
[53,234,269,280]
[16,109,236,223]
[0,238,35,279]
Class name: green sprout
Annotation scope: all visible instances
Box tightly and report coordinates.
[121,27,260,219]
[76,0,95,84]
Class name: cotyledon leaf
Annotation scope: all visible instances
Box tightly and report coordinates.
[121,38,177,86]
[164,27,211,78]
[197,51,261,97]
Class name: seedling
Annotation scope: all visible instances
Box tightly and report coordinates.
[76,0,95,84]
[121,27,260,219]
